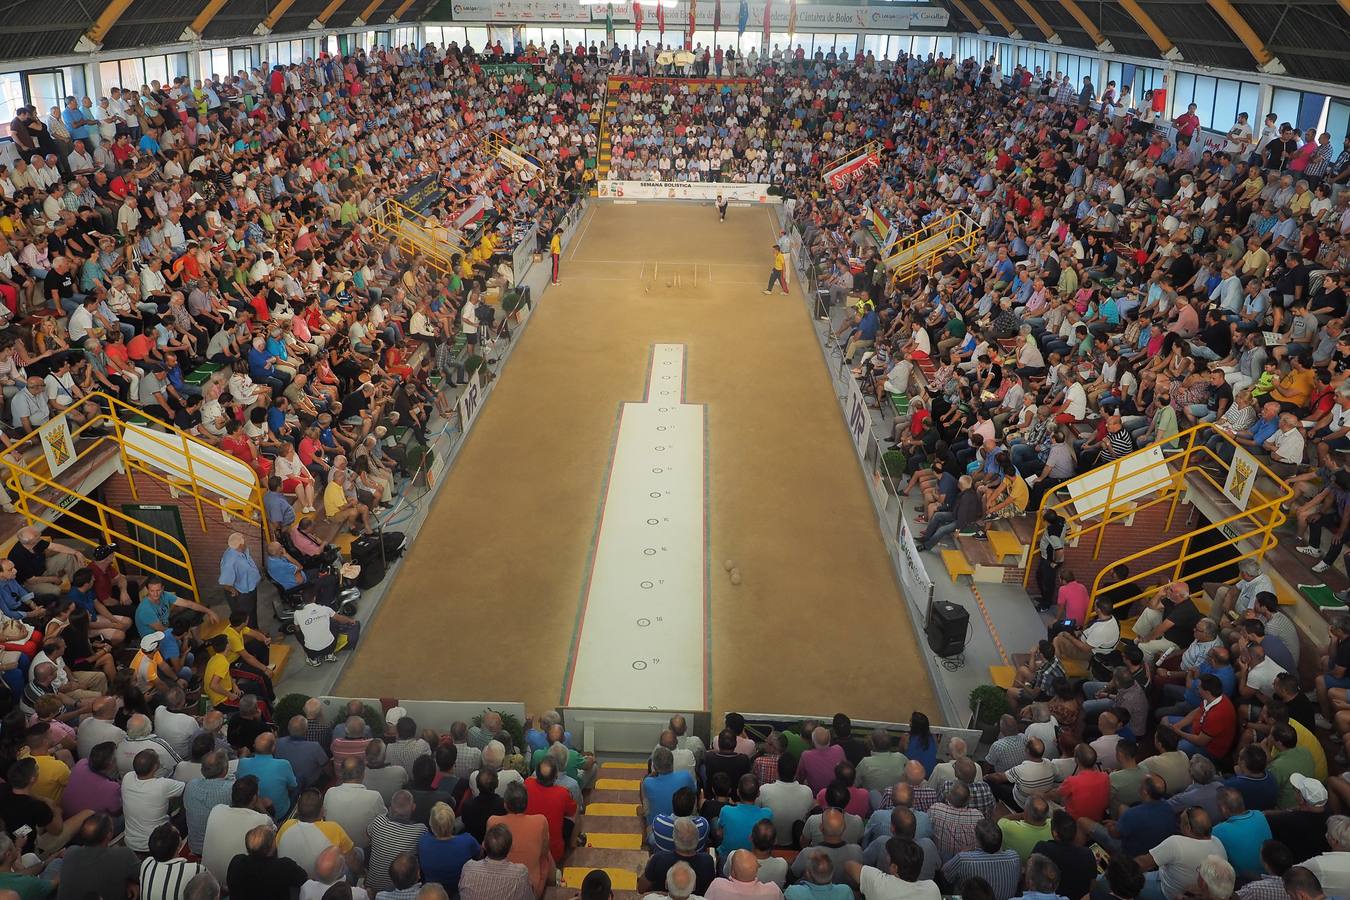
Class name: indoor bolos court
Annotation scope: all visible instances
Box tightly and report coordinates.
[338,202,937,720]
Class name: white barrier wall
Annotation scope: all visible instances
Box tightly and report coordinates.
[597,181,779,203]
[122,423,257,504]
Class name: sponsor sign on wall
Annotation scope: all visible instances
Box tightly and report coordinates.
[597,180,778,203]
[451,0,947,29]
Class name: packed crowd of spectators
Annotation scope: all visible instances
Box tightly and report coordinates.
[0,35,614,900]
[635,700,1348,900]
[785,52,1350,552]
[0,40,599,520]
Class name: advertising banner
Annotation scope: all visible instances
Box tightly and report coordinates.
[399,176,446,213]
[456,369,486,435]
[450,0,948,29]
[823,151,878,191]
[897,513,936,610]
[597,180,778,203]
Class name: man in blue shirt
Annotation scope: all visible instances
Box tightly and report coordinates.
[237,731,298,819]
[1222,745,1278,811]
[642,748,696,826]
[276,715,330,790]
[717,775,773,854]
[263,478,297,531]
[218,533,262,628]
[1104,775,1177,857]
[1212,787,1271,878]
[134,576,218,667]
[0,559,43,623]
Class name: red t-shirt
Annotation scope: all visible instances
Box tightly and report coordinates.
[1058,769,1109,821]
[523,779,576,862]
[126,334,153,361]
[1198,697,1237,758]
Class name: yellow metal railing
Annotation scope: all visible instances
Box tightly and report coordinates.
[887,211,982,286]
[373,200,460,276]
[1,394,269,599]
[1022,422,1293,616]
[824,140,880,175]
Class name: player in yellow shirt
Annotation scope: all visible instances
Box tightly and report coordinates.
[203,635,240,710]
[549,230,562,285]
[763,245,787,295]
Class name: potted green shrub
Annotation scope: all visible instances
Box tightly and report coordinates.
[968,684,1010,743]
[273,693,311,726]
[881,450,908,482]
[500,290,524,320]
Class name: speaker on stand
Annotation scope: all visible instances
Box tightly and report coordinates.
[925,599,970,668]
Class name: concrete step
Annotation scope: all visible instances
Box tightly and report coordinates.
[594,778,642,792]
[565,847,649,871]
[588,789,640,805]
[578,812,645,835]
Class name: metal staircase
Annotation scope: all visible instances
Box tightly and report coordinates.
[884,209,982,286]
[1023,422,1293,614]
[2,394,269,600]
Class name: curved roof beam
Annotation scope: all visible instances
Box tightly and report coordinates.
[387,0,419,22]
[1116,0,1182,60]
[946,0,990,33]
[310,0,348,29]
[1204,0,1286,73]
[1054,0,1113,52]
[77,0,136,51]
[974,0,1023,38]
[182,0,233,40]
[355,0,385,24]
[1011,0,1062,43]
[257,0,302,35]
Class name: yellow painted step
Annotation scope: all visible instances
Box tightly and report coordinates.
[595,778,642,791]
[987,529,1024,565]
[601,761,647,770]
[941,548,974,581]
[586,802,641,817]
[989,665,1015,689]
[588,833,643,850]
[563,868,638,891]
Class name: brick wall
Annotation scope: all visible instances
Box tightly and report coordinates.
[99,473,263,604]
[1058,502,1198,602]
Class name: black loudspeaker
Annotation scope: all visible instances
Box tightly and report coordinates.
[925,601,970,658]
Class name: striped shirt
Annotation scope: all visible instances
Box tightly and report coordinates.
[140,856,207,900]
[942,849,1023,900]
[1007,759,1058,809]
[753,754,780,785]
[365,815,429,892]
[184,776,236,854]
[452,743,484,781]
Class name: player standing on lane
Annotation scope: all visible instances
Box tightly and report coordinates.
[716,194,728,222]
[550,229,562,285]
[762,245,788,295]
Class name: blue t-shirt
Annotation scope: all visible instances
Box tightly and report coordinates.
[643,770,696,821]
[1213,810,1272,877]
[236,754,298,820]
[1117,800,1177,857]
[134,595,174,637]
[907,734,938,776]
[265,556,299,589]
[419,832,481,894]
[68,587,97,616]
[717,803,773,854]
[1223,773,1278,812]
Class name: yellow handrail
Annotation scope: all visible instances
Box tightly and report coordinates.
[1,391,275,600]
[824,140,880,174]
[1021,422,1293,615]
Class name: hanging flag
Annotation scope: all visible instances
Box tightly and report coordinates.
[633,0,643,34]
[736,0,748,34]
[606,4,615,43]
[686,0,696,48]
[787,0,796,34]
[714,0,722,32]
[762,0,771,40]
[657,1,665,37]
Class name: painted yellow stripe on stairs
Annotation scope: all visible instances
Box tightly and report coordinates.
[600,761,647,769]
[595,778,642,791]
[587,833,643,850]
[564,868,638,890]
[586,802,641,816]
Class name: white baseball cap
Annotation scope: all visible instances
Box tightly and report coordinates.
[1290,772,1328,806]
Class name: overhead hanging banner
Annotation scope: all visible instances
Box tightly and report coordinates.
[450,0,948,29]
